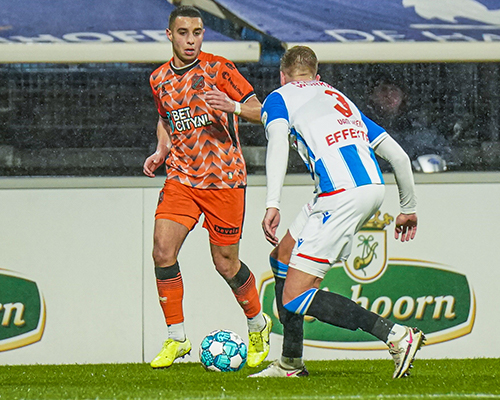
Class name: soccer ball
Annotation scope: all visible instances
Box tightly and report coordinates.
[199,330,247,372]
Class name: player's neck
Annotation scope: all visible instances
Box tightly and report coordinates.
[171,56,199,70]
[170,57,200,74]
[287,75,315,84]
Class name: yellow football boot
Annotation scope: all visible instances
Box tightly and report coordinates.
[247,313,272,367]
[150,338,192,368]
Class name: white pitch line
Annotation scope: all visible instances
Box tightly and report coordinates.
[186,394,500,400]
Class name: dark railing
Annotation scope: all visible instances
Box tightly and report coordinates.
[1,62,499,176]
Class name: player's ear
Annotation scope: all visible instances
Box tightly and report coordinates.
[280,71,286,86]
[315,74,321,81]
[166,28,173,42]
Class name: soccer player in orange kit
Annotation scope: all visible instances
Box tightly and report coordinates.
[143,5,271,369]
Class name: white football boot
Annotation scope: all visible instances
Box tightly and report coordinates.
[388,327,425,378]
[248,360,309,378]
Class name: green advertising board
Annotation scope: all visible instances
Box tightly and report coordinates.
[259,212,475,350]
[0,269,46,351]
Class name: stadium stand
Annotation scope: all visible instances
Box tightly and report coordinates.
[1,61,499,176]
[2,0,500,176]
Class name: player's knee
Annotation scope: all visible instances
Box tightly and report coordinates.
[270,236,293,266]
[152,244,177,268]
[212,249,240,279]
[269,245,280,261]
[211,245,240,279]
[214,258,240,280]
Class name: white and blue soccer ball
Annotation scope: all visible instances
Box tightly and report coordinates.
[199,330,247,372]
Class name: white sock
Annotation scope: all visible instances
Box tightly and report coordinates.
[247,311,266,332]
[167,322,186,341]
[387,324,408,343]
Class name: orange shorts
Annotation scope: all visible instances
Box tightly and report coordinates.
[155,179,245,246]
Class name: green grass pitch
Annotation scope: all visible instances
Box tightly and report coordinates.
[0,359,498,400]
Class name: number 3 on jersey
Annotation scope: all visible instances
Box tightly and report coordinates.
[325,89,353,118]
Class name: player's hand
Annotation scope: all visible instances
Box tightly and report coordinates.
[262,208,281,246]
[205,87,236,114]
[394,213,417,242]
[143,149,167,178]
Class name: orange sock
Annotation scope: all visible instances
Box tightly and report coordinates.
[232,269,261,319]
[155,264,184,325]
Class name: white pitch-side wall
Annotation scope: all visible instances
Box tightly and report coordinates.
[0,173,498,364]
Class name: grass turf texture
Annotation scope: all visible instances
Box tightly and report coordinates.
[0,359,498,400]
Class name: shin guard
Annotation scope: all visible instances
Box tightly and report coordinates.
[155,262,184,325]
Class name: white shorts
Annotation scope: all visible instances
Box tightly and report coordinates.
[289,184,385,279]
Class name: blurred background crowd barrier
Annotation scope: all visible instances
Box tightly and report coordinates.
[2,0,500,176]
[1,61,499,176]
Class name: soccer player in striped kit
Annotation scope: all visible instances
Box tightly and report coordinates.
[249,46,424,379]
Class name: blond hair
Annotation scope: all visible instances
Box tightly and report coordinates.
[280,46,318,78]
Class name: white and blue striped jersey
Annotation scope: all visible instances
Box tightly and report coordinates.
[261,80,388,194]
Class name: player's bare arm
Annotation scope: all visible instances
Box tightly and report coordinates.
[143,117,171,178]
[205,88,262,124]
[262,207,281,246]
[236,96,262,124]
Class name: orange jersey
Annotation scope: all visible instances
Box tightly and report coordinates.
[150,52,255,189]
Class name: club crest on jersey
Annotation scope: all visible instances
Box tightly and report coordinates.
[191,74,205,91]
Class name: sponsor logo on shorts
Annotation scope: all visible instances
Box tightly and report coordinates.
[0,269,46,352]
[158,191,164,205]
[214,225,240,235]
[259,211,475,350]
